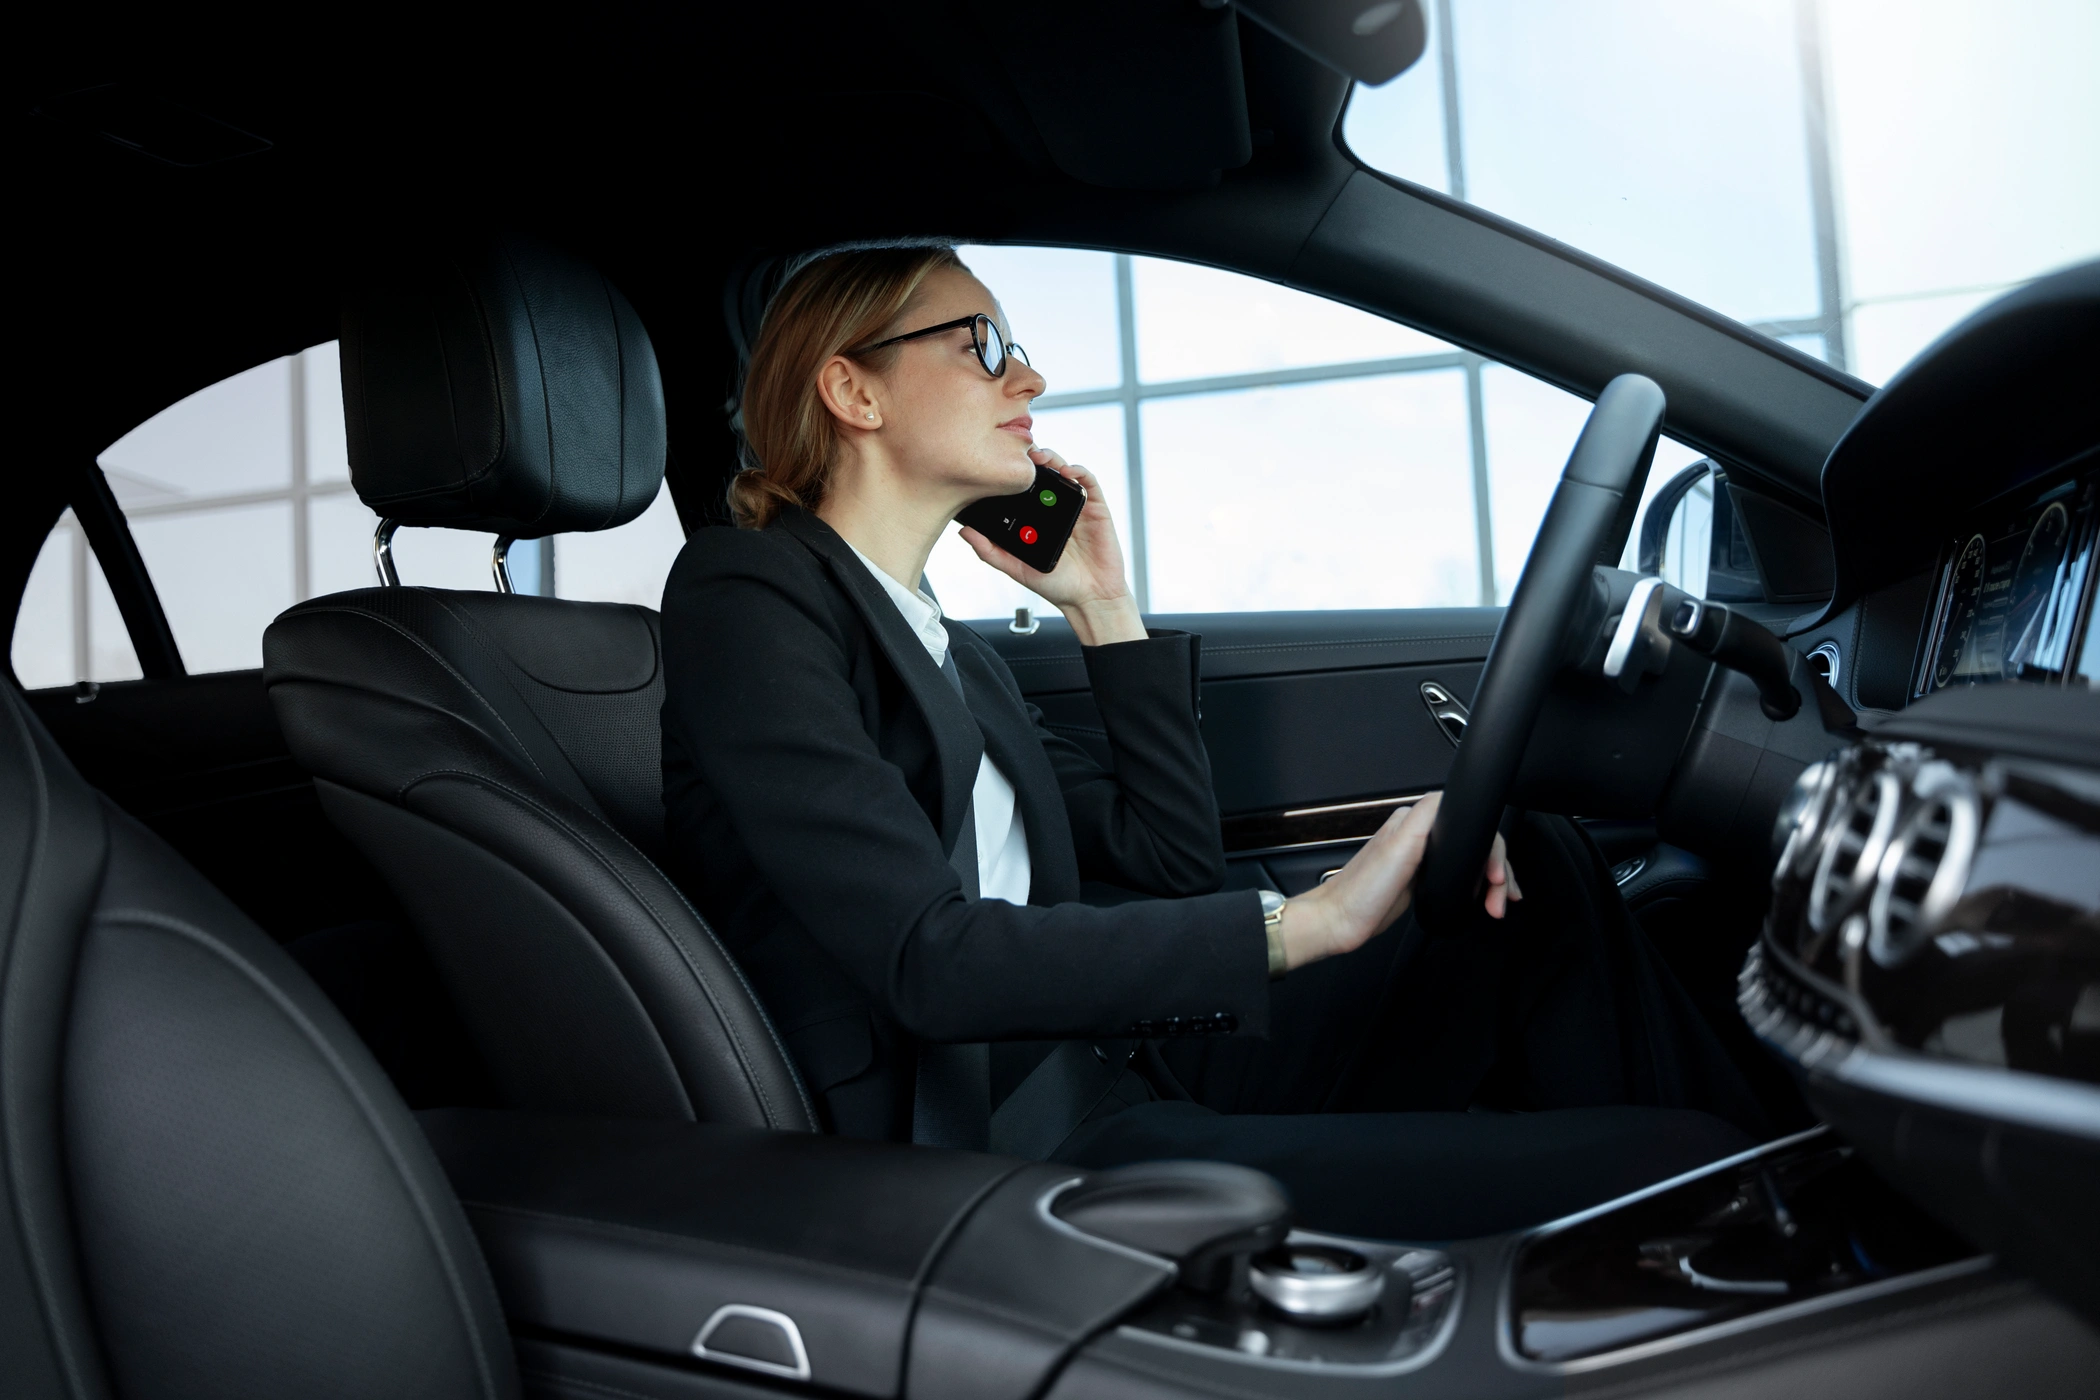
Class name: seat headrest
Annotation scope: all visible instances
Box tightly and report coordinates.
[341,234,667,537]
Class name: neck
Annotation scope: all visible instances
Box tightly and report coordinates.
[816,449,962,593]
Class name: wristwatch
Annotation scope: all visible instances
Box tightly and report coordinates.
[1259,889,1288,980]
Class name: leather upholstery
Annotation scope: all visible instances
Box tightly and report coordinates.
[0,681,519,1400]
[267,238,815,1133]
[266,582,814,1132]
[341,233,666,536]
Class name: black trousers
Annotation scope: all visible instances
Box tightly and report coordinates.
[1056,814,1773,1240]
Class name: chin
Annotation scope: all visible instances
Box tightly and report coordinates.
[988,456,1037,493]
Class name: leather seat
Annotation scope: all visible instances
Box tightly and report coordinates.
[0,678,518,1400]
[262,236,813,1132]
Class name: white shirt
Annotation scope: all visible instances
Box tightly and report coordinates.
[846,544,1033,906]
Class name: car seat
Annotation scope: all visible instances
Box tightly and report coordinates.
[261,235,813,1131]
[0,676,519,1400]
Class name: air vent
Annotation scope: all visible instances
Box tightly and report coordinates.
[1869,764,1981,967]
[1809,768,1902,935]
[1774,758,1841,881]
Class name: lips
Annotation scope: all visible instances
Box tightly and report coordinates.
[999,415,1034,442]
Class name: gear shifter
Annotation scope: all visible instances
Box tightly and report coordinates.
[1051,1160,1291,1294]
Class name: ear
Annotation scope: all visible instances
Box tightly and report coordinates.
[816,355,882,431]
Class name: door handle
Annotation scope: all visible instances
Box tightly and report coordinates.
[1419,682,1469,748]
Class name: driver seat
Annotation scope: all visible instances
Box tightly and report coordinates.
[262,235,814,1132]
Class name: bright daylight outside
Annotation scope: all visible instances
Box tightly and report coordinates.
[12,0,2096,688]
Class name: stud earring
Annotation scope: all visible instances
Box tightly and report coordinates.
[866,412,875,420]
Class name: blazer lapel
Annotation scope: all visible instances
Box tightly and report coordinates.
[774,509,984,857]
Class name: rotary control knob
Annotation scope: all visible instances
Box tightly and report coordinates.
[1248,1242,1390,1324]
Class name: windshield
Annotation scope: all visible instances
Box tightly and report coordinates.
[1341,0,2099,384]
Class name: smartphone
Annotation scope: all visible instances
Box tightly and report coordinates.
[955,464,1086,573]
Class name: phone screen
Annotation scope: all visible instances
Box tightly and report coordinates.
[954,465,1086,573]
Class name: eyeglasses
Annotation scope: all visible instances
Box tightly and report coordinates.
[847,313,1030,378]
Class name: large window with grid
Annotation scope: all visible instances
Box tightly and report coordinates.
[924,246,1706,622]
[1341,0,2099,383]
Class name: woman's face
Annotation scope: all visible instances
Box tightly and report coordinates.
[864,266,1047,500]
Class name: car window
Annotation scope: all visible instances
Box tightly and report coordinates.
[932,245,1702,620]
[24,342,690,678]
[1341,0,2100,384]
[10,512,143,688]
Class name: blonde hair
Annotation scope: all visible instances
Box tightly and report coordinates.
[729,245,967,529]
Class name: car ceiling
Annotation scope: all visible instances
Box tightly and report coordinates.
[13,1,1870,543]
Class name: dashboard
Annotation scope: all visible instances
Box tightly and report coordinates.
[1913,463,2099,697]
[1808,259,2098,714]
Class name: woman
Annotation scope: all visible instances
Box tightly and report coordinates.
[661,245,1767,1240]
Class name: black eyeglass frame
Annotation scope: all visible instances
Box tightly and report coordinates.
[846,313,1029,378]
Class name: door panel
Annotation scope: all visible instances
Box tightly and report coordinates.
[977,607,1497,842]
[26,669,494,1107]
[25,670,389,940]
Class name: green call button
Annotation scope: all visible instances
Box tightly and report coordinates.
[1038,488,1058,507]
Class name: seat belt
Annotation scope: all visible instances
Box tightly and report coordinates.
[912,647,1137,1158]
[911,651,993,1151]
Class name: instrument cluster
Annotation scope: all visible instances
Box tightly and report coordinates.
[1915,465,2098,696]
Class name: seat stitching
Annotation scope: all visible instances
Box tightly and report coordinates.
[401,769,816,1130]
[99,905,511,1400]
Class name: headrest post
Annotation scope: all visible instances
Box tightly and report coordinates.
[492,537,518,595]
[373,518,402,587]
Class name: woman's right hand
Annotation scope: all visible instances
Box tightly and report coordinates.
[1277,792,1521,972]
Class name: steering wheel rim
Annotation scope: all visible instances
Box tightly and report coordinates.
[1415,374,1666,932]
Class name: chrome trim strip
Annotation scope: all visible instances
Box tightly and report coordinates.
[1743,940,2100,1139]
[1832,1047,2100,1140]
[1281,792,1430,819]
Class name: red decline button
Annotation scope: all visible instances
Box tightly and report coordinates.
[1019,525,1039,544]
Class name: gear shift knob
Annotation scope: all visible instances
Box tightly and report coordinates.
[1052,1160,1292,1294]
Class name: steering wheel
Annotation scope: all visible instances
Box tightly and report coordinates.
[1414,374,1667,932]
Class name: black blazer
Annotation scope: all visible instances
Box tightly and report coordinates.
[660,507,1267,1139]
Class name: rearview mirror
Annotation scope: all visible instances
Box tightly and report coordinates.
[1231,0,1429,86]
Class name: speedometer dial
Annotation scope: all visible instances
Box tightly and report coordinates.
[1932,534,1987,689]
[2002,502,2071,679]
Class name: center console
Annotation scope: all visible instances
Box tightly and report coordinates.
[423,1103,2095,1400]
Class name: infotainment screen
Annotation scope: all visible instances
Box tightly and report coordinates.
[1916,468,2097,697]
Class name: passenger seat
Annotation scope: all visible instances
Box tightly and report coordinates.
[262,235,813,1132]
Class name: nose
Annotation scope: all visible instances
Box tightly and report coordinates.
[1010,357,1047,400]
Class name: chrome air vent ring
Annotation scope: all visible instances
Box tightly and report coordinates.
[1808,768,1903,936]
[1867,763,1982,968]
[1773,758,1842,882]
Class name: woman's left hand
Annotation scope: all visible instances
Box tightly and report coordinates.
[957,446,1147,646]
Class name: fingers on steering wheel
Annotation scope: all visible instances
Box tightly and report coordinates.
[1484,833,1511,919]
